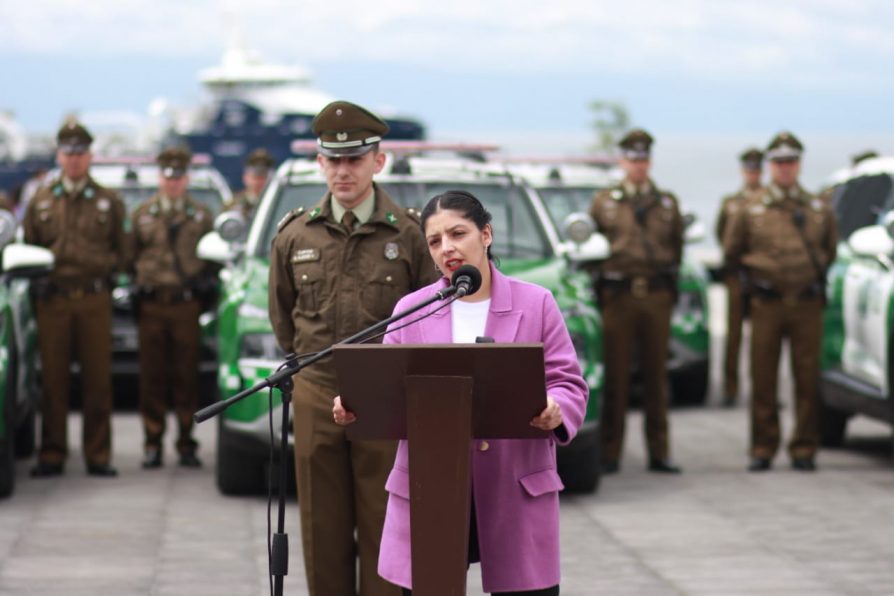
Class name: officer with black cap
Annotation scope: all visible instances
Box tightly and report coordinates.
[223,147,276,222]
[589,128,685,475]
[23,119,127,477]
[723,131,838,472]
[130,146,213,470]
[716,148,765,407]
[268,100,437,596]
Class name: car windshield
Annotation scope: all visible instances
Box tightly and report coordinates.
[833,173,894,239]
[536,186,601,236]
[116,184,225,215]
[257,180,552,260]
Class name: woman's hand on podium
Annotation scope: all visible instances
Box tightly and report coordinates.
[332,396,357,426]
[530,396,562,431]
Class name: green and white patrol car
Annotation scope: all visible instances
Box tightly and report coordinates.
[820,156,894,449]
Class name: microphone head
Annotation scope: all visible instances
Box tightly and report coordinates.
[451,264,483,297]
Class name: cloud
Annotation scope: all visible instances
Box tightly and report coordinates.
[2,0,893,92]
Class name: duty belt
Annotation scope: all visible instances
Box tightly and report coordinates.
[600,274,675,299]
[39,279,109,300]
[750,281,822,305]
[138,286,195,303]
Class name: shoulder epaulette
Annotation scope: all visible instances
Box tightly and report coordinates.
[404,207,422,224]
[277,206,306,232]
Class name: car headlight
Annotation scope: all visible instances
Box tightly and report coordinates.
[240,333,286,360]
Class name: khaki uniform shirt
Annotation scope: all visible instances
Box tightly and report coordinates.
[715,186,763,243]
[23,175,127,283]
[723,183,838,295]
[268,184,439,388]
[130,193,213,288]
[588,179,684,277]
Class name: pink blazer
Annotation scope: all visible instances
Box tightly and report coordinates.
[377,263,589,592]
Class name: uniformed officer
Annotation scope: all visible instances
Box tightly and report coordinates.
[268,100,438,596]
[589,129,684,475]
[23,121,127,477]
[723,132,837,472]
[715,148,764,407]
[130,146,214,469]
[223,148,276,222]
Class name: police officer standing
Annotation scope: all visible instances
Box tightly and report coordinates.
[130,147,213,469]
[23,121,127,477]
[723,132,837,472]
[589,129,684,475]
[715,148,764,407]
[223,148,275,223]
[268,101,437,596]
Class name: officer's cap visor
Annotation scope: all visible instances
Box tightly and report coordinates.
[766,146,802,162]
[317,142,377,158]
[621,148,650,161]
[161,166,187,179]
[59,143,90,155]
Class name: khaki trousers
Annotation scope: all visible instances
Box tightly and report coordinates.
[600,288,674,463]
[35,291,113,466]
[749,296,822,460]
[723,272,745,399]
[292,375,400,596]
[137,299,201,455]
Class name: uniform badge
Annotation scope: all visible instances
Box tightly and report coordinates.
[83,187,95,200]
[749,204,766,215]
[52,185,63,198]
[810,199,823,212]
[37,199,52,211]
[661,196,673,209]
[307,207,321,220]
[292,248,320,263]
[97,198,110,212]
[386,212,398,224]
[611,189,623,200]
[384,242,399,260]
[336,132,348,141]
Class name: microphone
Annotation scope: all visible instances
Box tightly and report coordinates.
[451,264,482,298]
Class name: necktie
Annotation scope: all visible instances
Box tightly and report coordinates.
[341,210,357,234]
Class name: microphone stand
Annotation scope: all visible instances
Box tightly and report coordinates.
[194,282,461,596]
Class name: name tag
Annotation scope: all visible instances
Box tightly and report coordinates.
[292,248,320,263]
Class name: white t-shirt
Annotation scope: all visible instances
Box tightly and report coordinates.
[450,298,491,344]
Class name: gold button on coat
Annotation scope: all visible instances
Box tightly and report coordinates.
[479,441,490,452]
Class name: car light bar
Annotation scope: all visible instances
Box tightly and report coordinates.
[290,140,501,155]
[92,153,213,166]
[501,155,618,166]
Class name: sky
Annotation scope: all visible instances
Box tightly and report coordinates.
[2,0,893,225]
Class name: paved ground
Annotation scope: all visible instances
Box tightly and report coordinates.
[1,286,893,595]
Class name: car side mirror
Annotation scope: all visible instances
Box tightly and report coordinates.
[849,224,894,258]
[562,213,595,245]
[2,244,54,279]
[215,211,247,243]
[197,231,241,265]
[559,232,610,263]
[683,212,706,244]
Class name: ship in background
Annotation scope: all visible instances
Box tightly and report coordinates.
[167,28,426,190]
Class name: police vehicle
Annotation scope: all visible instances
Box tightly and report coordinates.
[200,143,609,495]
[505,159,712,405]
[0,211,54,497]
[819,156,894,450]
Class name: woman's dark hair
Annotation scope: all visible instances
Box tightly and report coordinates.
[420,189,494,261]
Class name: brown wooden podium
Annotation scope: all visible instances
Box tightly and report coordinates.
[334,343,548,596]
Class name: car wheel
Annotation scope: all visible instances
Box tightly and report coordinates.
[817,395,849,448]
[669,361,709,406]
[9,345,35,458]
[0,365,16,498]
[216,417,267,495]
[557,425,601,494]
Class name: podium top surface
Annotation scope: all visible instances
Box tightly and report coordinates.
[333,343,549,440]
